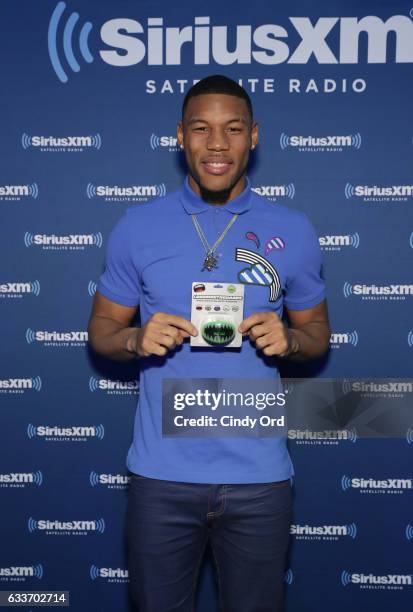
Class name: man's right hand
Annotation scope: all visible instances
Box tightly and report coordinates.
[126,313,198,357]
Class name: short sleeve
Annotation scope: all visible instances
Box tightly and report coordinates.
[97,213,140,307]
[283,213,325,311]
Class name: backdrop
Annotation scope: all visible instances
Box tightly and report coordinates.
[1,1,412,610]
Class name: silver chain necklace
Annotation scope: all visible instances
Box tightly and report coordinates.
[191,212,238,271]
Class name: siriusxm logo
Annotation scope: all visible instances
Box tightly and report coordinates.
[48,3,413,83]
[24,232,102,250]
[319,233,360,251]
[0,281,40,298]
[288,428,357,444]
[0,471,43,488]
[89,377,138,395]
[150,134,178,151]
[345,183,413,202]
[252,184,295,201]
[280,132,361,151]
[26,329,87,346]
[0,184,38,200]
[330,331,359,348]
[27,424,105,441]
[28,517,105,534]
[341,571,412,589]
[341,475,412,494]
[343,380,413,397]
[291,523,357,540]
[343,282,413,300]
[0,564,43,580]
[406,524,413,540]
[22,133,101,151]
[90,565,129,582]
[86,182,166,202]
[0,377,42,394]
[90,471,131,489]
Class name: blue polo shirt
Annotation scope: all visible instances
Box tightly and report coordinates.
[97,176,325,484]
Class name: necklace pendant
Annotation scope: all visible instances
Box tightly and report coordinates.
[202,253,218,271]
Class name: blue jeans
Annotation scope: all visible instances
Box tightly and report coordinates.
[126,473,293,612]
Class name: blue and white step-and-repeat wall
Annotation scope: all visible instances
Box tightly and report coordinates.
[1,1,413,610]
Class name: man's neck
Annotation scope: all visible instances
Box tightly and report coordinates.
[188,175,246,206]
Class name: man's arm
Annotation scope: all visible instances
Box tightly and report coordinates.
[87,291,140,362]
[238,299,331,362]
[88,291,198,361]
[283,299,330,361]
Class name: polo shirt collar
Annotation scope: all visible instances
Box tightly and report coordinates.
[180,175,253,215]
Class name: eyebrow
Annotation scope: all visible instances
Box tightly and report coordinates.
[186,116,248,126]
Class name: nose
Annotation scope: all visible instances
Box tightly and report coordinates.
[206,128,229,151]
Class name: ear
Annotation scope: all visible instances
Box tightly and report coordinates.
[177,121,184,149]
[251,120,259,150]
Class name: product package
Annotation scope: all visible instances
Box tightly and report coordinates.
[190,281,244,348]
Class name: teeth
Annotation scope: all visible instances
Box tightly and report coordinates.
[207,162,227,167]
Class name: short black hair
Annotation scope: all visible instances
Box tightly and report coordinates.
[182,75,253,121]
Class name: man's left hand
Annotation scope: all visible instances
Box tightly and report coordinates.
[238,312,298,357]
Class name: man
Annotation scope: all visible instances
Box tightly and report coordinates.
[88,75,330,612]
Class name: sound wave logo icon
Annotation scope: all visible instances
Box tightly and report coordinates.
[95,425,105,440]
[91,135,102,150]
[89,377,99,392]
[279,133,290,150]
[26,329,36,344]
[31,281,41,296]
[89,471,99,487]
[34,564,44,579]
[347,428,358,443]
[341,570,352,586]
[343,282,353,298]
[24,232,34,247]
[351,133,362,149]
[406,428,413,444]
[346,523,357,539]
[150,134,160,150]
[86,183,97,199]
[28,517,38,533]
[341,475,352,491]
[347,331,359,346]
[28,183,39,199]
[284,569,294,585]
[48,1,93,83]
[345,183,355,199]
[156,183,166,197]
[27,424,37,439]
[93,233,103,247]
[349,233,360,248]
[285,183,295,199]
[88,281,97,296]
[33,471,44,486]
[90,565,100,581]
[405,524,413,541]
[32,377,42,392]
[409,233,413,249]
[21,133,32,150]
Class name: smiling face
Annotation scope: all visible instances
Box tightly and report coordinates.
[177,93,258,203]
